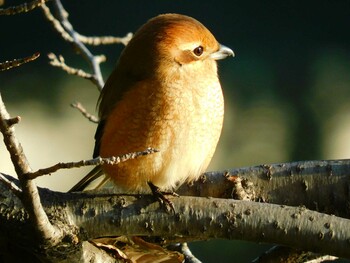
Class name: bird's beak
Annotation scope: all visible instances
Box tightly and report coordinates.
[211,44,234,60]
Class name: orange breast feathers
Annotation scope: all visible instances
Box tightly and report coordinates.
[96,13,234,193]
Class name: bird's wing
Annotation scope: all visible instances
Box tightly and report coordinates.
[68,165,108,192]
[93,119,105,158]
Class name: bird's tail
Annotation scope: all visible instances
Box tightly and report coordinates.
[68,166,109,192]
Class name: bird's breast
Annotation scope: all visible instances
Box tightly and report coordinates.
[100,71,224,191]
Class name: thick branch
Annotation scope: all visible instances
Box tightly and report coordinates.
[68,194,350,259]
[1,180,350,259]
[0,94,62,245]
[178,159,350,217]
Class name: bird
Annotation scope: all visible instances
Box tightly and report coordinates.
[69,13,234,201]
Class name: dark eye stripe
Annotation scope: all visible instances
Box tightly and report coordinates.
[193,46,204,56]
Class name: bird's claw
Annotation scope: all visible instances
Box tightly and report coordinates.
[147,182,177,213]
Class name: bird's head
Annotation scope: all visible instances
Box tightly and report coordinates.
[98,14,233,119]
[118,13,234,80]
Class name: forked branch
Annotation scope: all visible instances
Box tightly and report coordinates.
[0,93,63,244]
[41,0,132,91]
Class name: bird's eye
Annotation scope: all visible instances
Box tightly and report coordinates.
[193,46,204,56]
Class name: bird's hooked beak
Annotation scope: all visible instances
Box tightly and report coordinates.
[211,44,234,60]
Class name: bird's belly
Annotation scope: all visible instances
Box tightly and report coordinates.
[100,81,224,193]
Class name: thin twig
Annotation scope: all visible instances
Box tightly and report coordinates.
[167,243,202,263]
[0,0,47,15]
[41,3,72,42]
[0,173,22,197]
[26,148,159,179]
[70,101,99,123]
[5,116,21,126]
[77,32,133,46]
[48,53,98,80]
[41,0,105,90]
[252,245,339,263]
[0,52,40,71]
[305,255,338,263]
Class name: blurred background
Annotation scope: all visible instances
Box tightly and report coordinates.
[1,0,350,262]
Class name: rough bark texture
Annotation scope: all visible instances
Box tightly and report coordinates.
[178,160,350,217]
[1,165,350,262]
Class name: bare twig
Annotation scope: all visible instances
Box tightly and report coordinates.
[306,255,338,263]
[0,173,22,197]
[0,52,40,71]
[41,3,72,42]
[77,32,133,46]
[0,95,32,175]
[70,101,99,123]
[0,93,62,244]
[0,0,47,15]
[168,243,202,263]
[48,53,102,80]
[26,148,159,179]
[5,116,21,126]
[41,0,105,90]
[252,245,339,263]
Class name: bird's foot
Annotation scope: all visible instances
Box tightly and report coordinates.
[147,182,178,213]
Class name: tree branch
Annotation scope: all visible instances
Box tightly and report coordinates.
[0,93,63,245]
[178,159,350,217]
[69,194,350,259]
[252,245,338,263]
[0,95,32,176]
[41,0,105,90]
[0,173,22,197]
[41,0,133,91]
[1,181,350,260]
[0,52,40,71]
[47,52,98,80]
[40,2,72,42]
[167,243,202,263]
[0,0,47,15]
[77,32,133,46]
[70,101,99,123]
[26,148,159,179]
